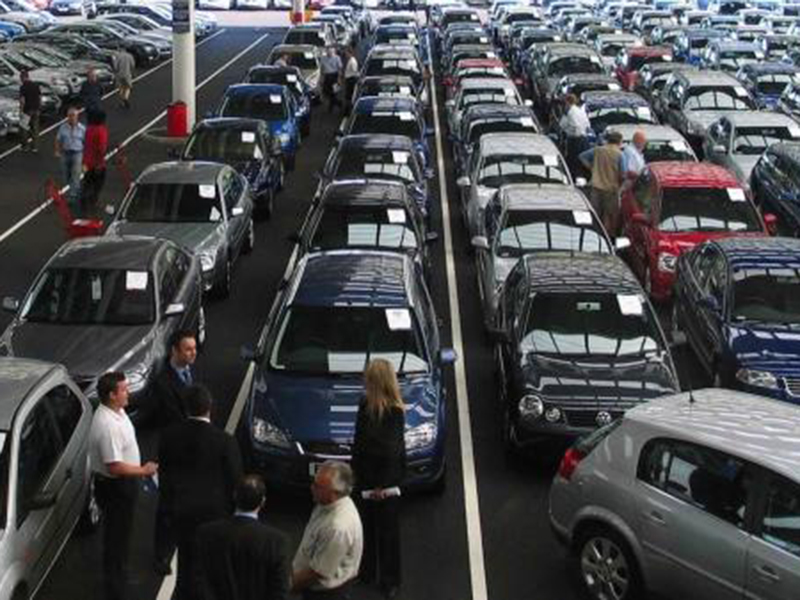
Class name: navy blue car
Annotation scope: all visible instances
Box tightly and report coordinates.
[239,250,455,491]
[215,83,300,171]
[750,141,800,237]
[736,62,800,110]
[244,64,312,137]
[673,237,800,404]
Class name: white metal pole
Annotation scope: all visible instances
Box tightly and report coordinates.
[172,0,196,131]
[292,0,305,25]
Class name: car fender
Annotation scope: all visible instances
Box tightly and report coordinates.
[569,504,647,574]
[0,561,27,600]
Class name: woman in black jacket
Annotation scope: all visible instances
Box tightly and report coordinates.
[352,359,407,600]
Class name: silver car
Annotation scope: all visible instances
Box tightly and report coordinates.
[0,357,96,600]
[550,388,800,600]
[107,161,255,297]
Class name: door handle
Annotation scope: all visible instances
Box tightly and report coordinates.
[645,510,666,525]
[754,565,780,583]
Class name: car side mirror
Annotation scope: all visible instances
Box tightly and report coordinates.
[439,347,458,364]
[575,176,587,187]
[29,491,57,511]
[631,211,650,226]
[712,144,727,154]
[471,235,490,250]
[764,212,778,235]
[164,302,185,317]
[615,236,631,251]
[2,296,19,313]
[457,176,470,187]
[425,231,439,243]
[231,206,245,217]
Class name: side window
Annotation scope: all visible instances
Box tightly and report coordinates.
[759,474,800,557]
[634,172,656,217]
[500,263,524,326]
[45,385,84,447]
[159,247,178,310]
[695,245,720,292]
[706,251,728,303]
[16,401,62,526]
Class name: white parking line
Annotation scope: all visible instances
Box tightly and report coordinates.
[429,33,489,600]
[0,28,276,247]
[0,28,227,164]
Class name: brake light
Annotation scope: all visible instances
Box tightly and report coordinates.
[558,447,585,481]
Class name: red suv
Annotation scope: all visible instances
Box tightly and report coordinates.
[620,162,769,301]
[615,46,674,90]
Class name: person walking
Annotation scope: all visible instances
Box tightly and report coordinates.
[292,461,363,600]
[620,129,647,186]
[81,108,108,216]
[80,68,103,115]
[19,70,41,152]
[580,130,624,237]
[89,371,159,600]
[194,475,290,600]
[351,359,406,600]
[320,46,343,113]
[342,47,359,115]
[158,384,242,600]
[115,48,136,109]
[54,106,86,213]
[558,94,591,178]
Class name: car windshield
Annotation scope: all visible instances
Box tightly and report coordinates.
[122,182,224,223]
[17,49,63,68]
[22,267,155,325]
[548,56,604,76]
[248,71,305,95]
[587,106,655,130]
[496,209,611,257]
[310,205,419,250]
[733,125,799,154]
[642,139,695,162]
[732,268,800,324]
[365,60,421,82]
[479,154,570,186]
[659,187,762,232]
[220,91,287,121]
[279,52,318,69]
[684,88,753,110]
[756,75,796,95]
[349,112,421,138]
[0,432,7,530]
[629,54,670,70]
[462,92,520,108]
[284,30,324,46]
[520,292,662,357]
[468,118,537,144]
[335,149,420,183]
[270,305,429,374]
[183,128,264,162]
[364,82,416,97]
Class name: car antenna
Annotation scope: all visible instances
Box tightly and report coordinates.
[686,378,695,405]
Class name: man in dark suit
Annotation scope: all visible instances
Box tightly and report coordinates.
[194,475,290,600]
[158,384,242,600]
[150,329,198,575]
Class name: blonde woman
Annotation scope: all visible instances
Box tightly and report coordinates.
[351,359,406,600]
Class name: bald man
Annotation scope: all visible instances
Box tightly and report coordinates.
[621,130,647,183]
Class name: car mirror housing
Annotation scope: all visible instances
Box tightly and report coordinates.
[164,303,185,317]
[231,206,245,217]
[471,235,490,250]
[456,176,470,187]
[2,296,19,313]
[439,347,458,364]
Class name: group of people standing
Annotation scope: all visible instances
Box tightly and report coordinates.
[319,45,360,114]
[88,324,409,600]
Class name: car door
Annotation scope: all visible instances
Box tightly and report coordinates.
[745,472,800,600]
[695,246,729,370]
[220,169,246,258]
[634,438,753,600]
[476,197,501,308]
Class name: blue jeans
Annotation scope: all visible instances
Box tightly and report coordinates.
[62,151,83,213]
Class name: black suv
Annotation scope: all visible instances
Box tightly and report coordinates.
[750,141,800,236]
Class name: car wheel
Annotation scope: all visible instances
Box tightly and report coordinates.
[277,161,285,191]
[243,219,255,253]
[577,527,644,600]
[77,476,102,534]
[216,257,232,298]
[196,305,207,347]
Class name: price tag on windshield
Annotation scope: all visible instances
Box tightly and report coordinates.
[480,36,489,43]
[270,95,282,103]
[617,294,643,316]
[636,107,651,119]
[304,52,314,59]
[126,271,148,291]
[199,184,216,199]
[400,86,411,94]
[734,86,748,97]
[669,140,687,151]
[393,151,409,164]
[789,125,800,138]
[573,210,592,225]
[241,131,256,143]
[387,208,406,223]
[385,308,412,330]
[209,206,221,222]
[520,117,534,127]
[287,74,297,82]
[398,112,414,121]
[543,155,558,166]
[609,83,621,91]
[727,188,746,202]
[663,55,673,61]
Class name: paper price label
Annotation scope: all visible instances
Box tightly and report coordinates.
[287,74,298,82]
[663,54,673,61]
[241,131,256,143]
[199,184,216,199]
[398,112,414,121]
[520,117,534,127]
[573,210,592,225]
[270,94,282,103]
[727,188,746,202]
[304,52,314,59]
[480,37,489,43]
[209,206,221,222]
[789,125,800,138]
[669,140,687,151]
[734,86,747,97]
[126,271,148,291]
[617,294,643,316]
[387,208,406,223]
[400,86,411,94]
[385,308,412,330]
[543,155,558,166]
[393,150,409,164]
[609,83,621,91]
[636,107,651,119]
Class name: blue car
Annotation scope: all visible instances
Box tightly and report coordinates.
[216,83,300,171]
[674,237,800,404]
[239,250,455,491]
[0,20,25,39]
[673,29,728,65]
[737,63,800,110]
[244,64,312,137]
[750,141,800,237]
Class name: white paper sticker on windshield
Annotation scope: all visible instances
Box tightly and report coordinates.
[543,155,558,166]
[486,52,497,58]
[617,294,643,316]
[728,188,746,201]
[392,150,409,164]
[241,131,256,143]
[407,33,416,40]
[398,111,414,121]
[609,83,621,91]
[199,184,216,199]
[126,271,148,291]
[490,67,504,74]
[504,87,515,96]
[520,117,534,127]
[270,94,282,103]
[400,86,411,94]
[304,52,314,59]
[287,74,298,82]
[591,55,601,63]
[734,86,747,97]
[91,275,102,301]
[470,13,478,20]
[790,125,800,138]
[385,308,412,330]
[209,206,221,222]
[480,36,489,43]
[636,107,651,119]
[387,208,406,223]
[669,140,687,151]
[405,59,417,69]
[663,54,673,61]
[573,210,592,225]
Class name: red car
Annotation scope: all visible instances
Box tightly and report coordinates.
[620,162,772,301]
[615,46,674,91]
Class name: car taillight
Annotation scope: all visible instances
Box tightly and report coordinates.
[558,447,585,481]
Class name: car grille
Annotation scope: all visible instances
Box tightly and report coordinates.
[784,377,800,397]
[564,409,624,429]
[300,441,351,458]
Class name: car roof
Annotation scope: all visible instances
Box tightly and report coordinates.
[0,358,61,430]
[479,132,558,155]
[289,250,411,308]
[711,236,800,269]
[50,235,166,270]
[625,389,800,480]
[649,161,742,188]
[612,124,687,141]
[138,160,226,184]
[339,134,415,151]
[559,73,619,84]
[719,110,798,127]
[711,41,762,51]
[354,96,418,112]
[321,179,408,206]
[684,27,728,39]
[582,90,650,108]
[269,44,318,54]
[627,45,673,56]
[547,43,597,57]
[464,104,535,120]
[225,83,286,96]
[740,62,800,76]
[499,183,590,211]
[459,77,516,89]
[676,70,740,86]
[522,254,642,294]
[194,117,264,131]
[248,64,303,76]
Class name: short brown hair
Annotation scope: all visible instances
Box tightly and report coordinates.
[97,372,126,405]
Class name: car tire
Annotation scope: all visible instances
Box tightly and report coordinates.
[243,219,255,253]
[575,526,644,600]
[76,476,102,535]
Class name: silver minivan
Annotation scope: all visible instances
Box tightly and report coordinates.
[0,357,95,600]
[550,388,800,600]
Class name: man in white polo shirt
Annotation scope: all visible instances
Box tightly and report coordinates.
[89,371,158,600]
[292,461,363,599]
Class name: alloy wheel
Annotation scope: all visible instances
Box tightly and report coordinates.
[580,536,631,600]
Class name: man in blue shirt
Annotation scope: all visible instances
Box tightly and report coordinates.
[54,106,86,212]
[620,130,647,187]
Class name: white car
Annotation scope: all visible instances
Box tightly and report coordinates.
[198,0,233,9]
[238,0,268,8]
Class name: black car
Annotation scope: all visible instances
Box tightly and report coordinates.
[492,253,679,454]
[750,141,800,236]
[180,118,284,219]
[49,22,163,67]
[243,64,312,137]
[15,32,116,68]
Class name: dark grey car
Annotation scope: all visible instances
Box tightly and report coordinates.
[106,161,255,297]
[0,236,204,416]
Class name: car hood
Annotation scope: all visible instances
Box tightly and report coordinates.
[130,34,169,47]
[684,109,733,132]
[2,321,154,379]
[107,221,224,253]
[727,323,800,376]
[251,370,439,443]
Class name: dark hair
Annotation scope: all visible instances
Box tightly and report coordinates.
[235,475,266,512]
[87,108,106,126]
[169,329,196,352]
[97,372,126,405]
[184,384,213,417]
[20,70,29,79]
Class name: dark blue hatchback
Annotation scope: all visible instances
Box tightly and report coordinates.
[674,236,800,404]
[239,250,455,491]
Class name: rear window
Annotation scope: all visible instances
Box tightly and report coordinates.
[220,91,288,121]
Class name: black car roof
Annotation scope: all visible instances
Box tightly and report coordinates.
[522,254,642,295]
[338,134,415,151]
[321,180,407,206]
[711,237,800,271]
[50,235,167,270]
[194,117,265,132]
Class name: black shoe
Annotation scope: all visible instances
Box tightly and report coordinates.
[154,559,172,576]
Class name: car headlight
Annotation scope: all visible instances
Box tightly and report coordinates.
[199,252,216,272]
[252,417,292,449]
[279,133,291,144]
[518,394,544,420]
[657,253,677,273]
[736,368,779,390]
[404,422,437,450]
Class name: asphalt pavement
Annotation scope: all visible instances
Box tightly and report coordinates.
[0,14,711,600]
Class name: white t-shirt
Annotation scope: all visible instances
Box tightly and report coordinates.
[559,105,592,138]
[344,56,359,80]
[89,404,141,477]
[293,496,363,590]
